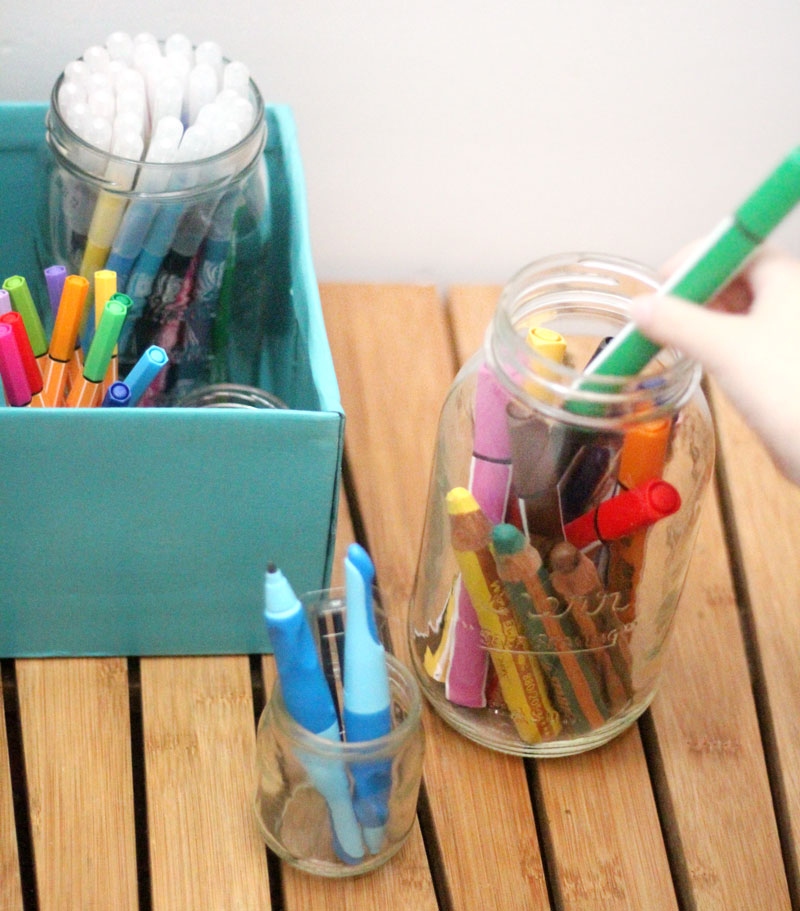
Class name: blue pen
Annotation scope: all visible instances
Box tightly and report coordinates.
[264,564,365,864]
[101,380,132,407]
[343,544,392,854]
[122,345,169,406]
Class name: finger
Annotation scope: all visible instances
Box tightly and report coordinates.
[630,293,751,372]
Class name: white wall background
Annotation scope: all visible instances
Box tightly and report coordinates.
[2,1,800,286]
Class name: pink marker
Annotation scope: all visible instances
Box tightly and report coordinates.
[445,364,513,707]
[0,323,32,406]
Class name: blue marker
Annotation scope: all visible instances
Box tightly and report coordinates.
[264,564,364,864]
[101,380,131,407]
[122,345,169,406]
[343,544,392,854]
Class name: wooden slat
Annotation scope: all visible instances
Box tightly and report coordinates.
[322,283,550,910]
[15,658,138,909]
[140,655,270,910]
[650,476,790,908]
[711,384,800,888]
[447,284,677,909]
[0,685,23,911]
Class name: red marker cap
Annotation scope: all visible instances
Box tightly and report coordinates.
[0,322,32,406]
[0,311,43,395]
[564,478,681,550]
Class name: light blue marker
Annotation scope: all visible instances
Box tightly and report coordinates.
[264,564,365,864]
[343,544,392,854]
[122,345,169,406]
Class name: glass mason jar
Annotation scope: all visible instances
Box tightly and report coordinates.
[44,66,268,404]
[408,253,715,757]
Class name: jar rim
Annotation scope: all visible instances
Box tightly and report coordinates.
[46,59,267,198]
[486,251,702,426]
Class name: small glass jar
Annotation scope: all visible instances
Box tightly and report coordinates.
[176,383,287,409]
[254,588,425,877]
[44,63,269,404]
[408,253,715,757]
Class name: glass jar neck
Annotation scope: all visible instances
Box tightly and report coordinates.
[485,252,701,427]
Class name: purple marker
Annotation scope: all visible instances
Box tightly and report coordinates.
[445,364,513,708]
[0,289,11,317]
[101,380,131,407]
[44,265,67,319]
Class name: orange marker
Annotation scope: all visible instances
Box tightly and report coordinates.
[66,297,128,408]
[41,276,89,407]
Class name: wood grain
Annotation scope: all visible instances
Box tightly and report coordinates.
[322,282,550,911]
[650,476,790,909]
[15,658,138,910]
[140,656,271,911]
[711,384,800,889]
[0,684,23,911]
[447,284,677,909]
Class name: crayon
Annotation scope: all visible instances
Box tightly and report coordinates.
[548,541,633,709]
[563,478,681,550]
[492,524,610,734]
[447,487,561,743]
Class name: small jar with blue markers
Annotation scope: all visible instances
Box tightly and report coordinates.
[408,252,715,757]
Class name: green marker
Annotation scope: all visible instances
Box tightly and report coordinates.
[2,275,47,362]
[573,147,800,411]
[65,297,128,407]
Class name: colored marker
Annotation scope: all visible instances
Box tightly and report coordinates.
[41,275,89,407]
[95,277,121,396]
[2,276,48,373]
[0,312,44,406]
[66,297,128,407]
[0,323,32,406]
[122,345,169,406]
[447,487,561,743]
[263,564,364,864]
[343,544,391,854]
[101,380,131,407]
[563,477,681,550]
[44,265,67,319]
[0,290,10,317]
[573,147,800,410]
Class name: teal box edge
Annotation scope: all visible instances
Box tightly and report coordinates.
[0,102,345,657]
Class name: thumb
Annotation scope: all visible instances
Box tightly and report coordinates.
[630,293,749,374]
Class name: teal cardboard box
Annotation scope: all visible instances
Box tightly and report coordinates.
[0,103,343,656]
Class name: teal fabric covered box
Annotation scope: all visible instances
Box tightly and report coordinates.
[0,103,343,656]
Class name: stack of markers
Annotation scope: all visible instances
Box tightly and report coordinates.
[424,328,682,745]
[0,268,167,408]
[50,31,267,404]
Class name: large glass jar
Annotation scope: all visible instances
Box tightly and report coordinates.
[408,253,715,756]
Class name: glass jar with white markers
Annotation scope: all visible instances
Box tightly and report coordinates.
[43,31,269,404]
[408,253,715,757]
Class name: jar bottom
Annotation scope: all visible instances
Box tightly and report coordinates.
[412,645,657,757]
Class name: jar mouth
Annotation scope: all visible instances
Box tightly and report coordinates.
[487,251,702,426]
[46,61,267,199]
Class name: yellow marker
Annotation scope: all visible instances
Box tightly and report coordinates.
[447,487,560,744]
[41,276,89,407]
[524,326,566,404]
[94,270,118,396]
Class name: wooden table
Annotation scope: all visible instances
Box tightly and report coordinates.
[2,283,799,910]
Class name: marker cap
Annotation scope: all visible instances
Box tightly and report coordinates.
[737,147,800,239]
[0,312,42,395]
[50,275,89,360]
[0,323,32,405]
[102,380,131,407]
[2,275,47,357]
[83,298,128,381]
